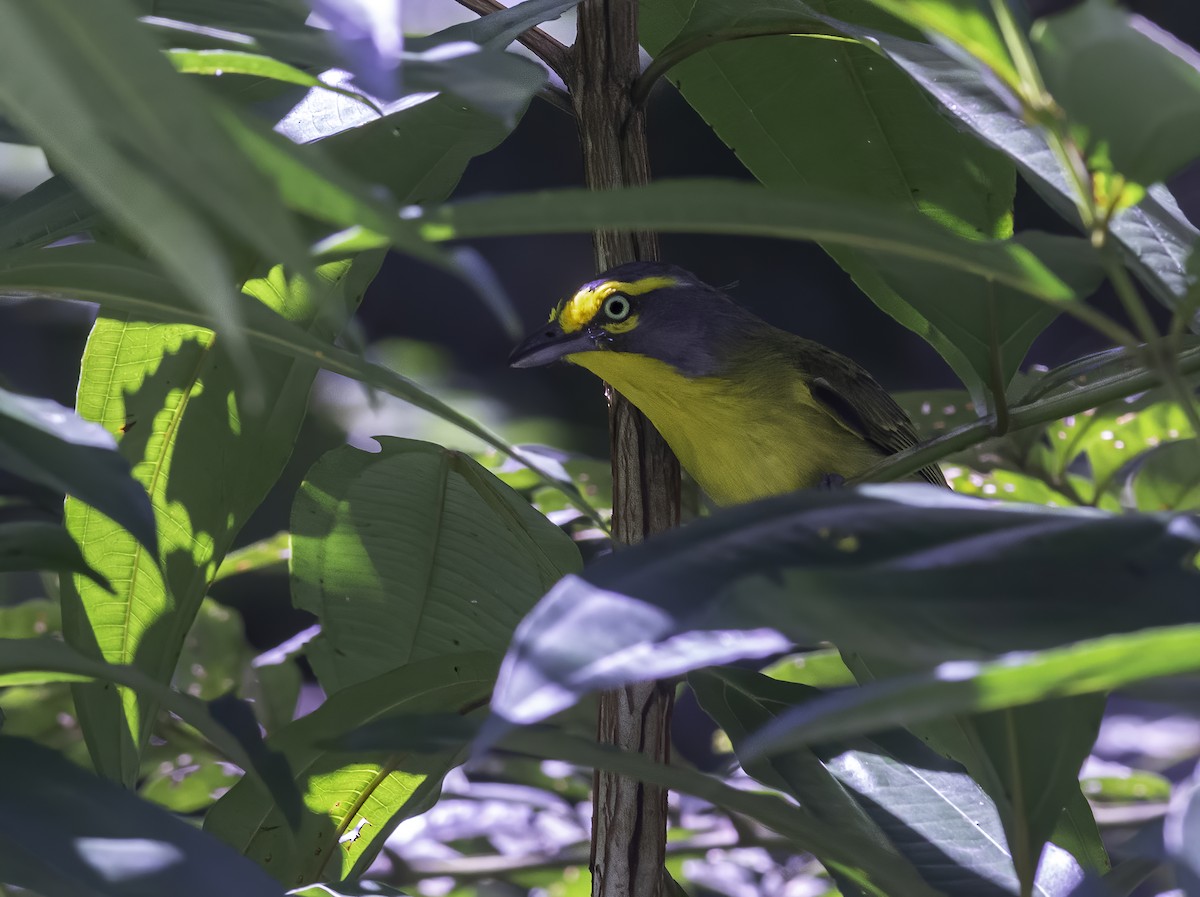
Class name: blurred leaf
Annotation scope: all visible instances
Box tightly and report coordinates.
[486,487,1200,733]
[0,175,96,252]
[0,636,297,813]
[213,531,292,583]
[640,0,1027,397]
[0,735,285,897]
[1166,761,1200,896]
[860,0,1016,86]
[205,653,498,885]
[692,667,1086,897]
[0,386,155,551]
[763,649,856,689]
[409,179,1096,303]
[61,256,380,787]
[1081,770,1171,804]
[1034,0,1200,186]
[242,658,302,735]
[141,0,336,68]
[1128,438,1200,511]
[176,600,252,701]
[291,437,581,693]
[0,0,311,363]
[412,0,579,51]
[0,597,61,638]
[141,745,242,814]
[0,519,108,587]
[741,625,1200,755]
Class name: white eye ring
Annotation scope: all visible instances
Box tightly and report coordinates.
[603,294,631,321]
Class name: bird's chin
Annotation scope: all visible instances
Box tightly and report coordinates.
[508,328,598,368]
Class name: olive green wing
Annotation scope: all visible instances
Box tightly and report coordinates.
[791,340,947,488]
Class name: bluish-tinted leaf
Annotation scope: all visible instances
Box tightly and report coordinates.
[487,487,1200,733]
[692,668,1086,897]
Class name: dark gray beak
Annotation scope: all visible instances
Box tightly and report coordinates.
[509,323,598,368]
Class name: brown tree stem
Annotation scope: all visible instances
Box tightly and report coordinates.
[450,0,573,80]
[567,2,682,896]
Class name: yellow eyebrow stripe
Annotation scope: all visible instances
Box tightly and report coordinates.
[554,276,677,333]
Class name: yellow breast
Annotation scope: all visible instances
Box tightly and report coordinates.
[567,351,885,506]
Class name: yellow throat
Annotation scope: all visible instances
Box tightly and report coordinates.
[566,349,886,506]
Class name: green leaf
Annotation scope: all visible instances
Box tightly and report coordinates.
[0,0,311,363]
[691,667,1085,896]
[639,0,1025,396]
[0,386,155,551]
[0,519,108,587]
[486,488,1200,731]
[214,531,292,582]
[742,625,1200,752]
[61,256,381,787]
[205,653,498,886]
[800,11,1198,315]
[1033,0,1200,186]
[407,179,1094,303]
[0,175,96,252]
[292,437,581,693]
[0,735,285,897]
[0,636,295,807]
[166,48,379,111]
[1128,439,1200,511]
[859,0,1016,87]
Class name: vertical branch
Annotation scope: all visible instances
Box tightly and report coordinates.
[566,2,682,896]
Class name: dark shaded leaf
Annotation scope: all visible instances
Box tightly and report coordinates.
[488,487,1200,732]
[0,736,286,897]
[0,386,155,552]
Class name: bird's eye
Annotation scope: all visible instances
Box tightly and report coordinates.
[602,294,631,321]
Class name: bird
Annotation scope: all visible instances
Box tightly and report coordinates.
[509,261,946,506]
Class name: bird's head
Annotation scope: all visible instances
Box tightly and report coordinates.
[509,262,759,377]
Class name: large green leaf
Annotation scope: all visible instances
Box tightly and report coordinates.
[61,256,381,787]
[639,0,1029,397]
[205,653,498,886]
[0,0,311,362]
[0,386,155,552]
[292,438,581,693]
[0,735,286,897]
[485,487,1200,731]
[405,179,1095,303]
[770,6,1198,315]
[691,667,1086,896]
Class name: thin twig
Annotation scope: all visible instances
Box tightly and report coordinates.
[849,343,1200,485]
[452,0,573,81]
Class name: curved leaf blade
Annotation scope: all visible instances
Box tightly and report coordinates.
[292,437,582,694]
